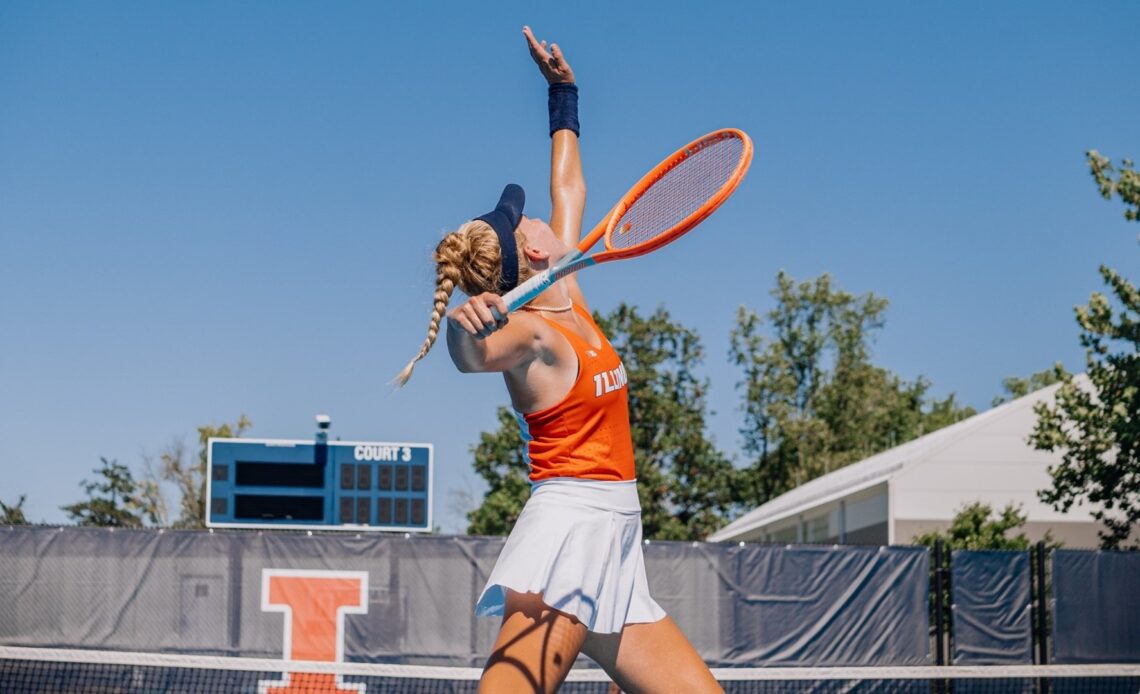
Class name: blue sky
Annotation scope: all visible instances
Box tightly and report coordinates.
[2,1,1137,532]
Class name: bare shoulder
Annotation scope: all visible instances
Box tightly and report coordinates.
[488,310,567,372]
[503,310,578,381]
[503,310,580,412]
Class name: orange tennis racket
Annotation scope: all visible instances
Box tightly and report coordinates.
[500,128,754,312]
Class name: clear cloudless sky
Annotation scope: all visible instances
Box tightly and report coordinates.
[2,1,1138,532]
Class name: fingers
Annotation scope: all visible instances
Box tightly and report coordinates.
[523,25,574,84]
[522,25,546,59]
[488,293,508,321]
[523,25,558,64]
[482,294,510,337]
[450,307,486,339]
[450,294,509,340]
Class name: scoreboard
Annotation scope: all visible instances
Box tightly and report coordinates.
[206,438,433,532]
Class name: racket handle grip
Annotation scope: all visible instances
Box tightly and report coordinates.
[500,270,555,313]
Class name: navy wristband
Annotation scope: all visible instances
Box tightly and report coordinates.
[548,83,579,138]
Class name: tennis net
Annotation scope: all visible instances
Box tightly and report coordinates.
[2,646,1139,693]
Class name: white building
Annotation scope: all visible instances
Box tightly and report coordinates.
[709,378,1107,548]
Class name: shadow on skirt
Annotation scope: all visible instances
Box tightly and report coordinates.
[475,478,666,634]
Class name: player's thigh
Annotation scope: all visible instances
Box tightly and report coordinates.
[479,590,588,694]
[582,616,722,694]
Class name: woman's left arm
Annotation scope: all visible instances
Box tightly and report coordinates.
[524,26,588,310]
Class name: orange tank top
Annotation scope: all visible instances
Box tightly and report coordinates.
[516,303,637,482]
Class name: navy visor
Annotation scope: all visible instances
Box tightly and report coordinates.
[475,184,525,293]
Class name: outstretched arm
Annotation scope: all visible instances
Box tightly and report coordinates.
[524,26,588,310]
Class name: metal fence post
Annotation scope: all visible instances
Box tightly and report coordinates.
[1035,541,1050,694]
[934,539,945,666]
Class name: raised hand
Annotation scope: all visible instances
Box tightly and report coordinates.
[523,25,575,85]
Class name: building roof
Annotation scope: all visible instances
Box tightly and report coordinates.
[708,378,1079,543]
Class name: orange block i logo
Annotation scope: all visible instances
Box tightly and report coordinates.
[259,569,370,693]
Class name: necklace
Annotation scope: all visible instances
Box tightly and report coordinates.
[520,301,574,313]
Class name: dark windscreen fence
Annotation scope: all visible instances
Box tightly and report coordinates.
[0,527,932,667]
[716,544,931,665]
[3,648,1140,694]
[950,550,1034,664]
[2,527,1138,675]
[0,527,504,665]
[1052,550,1140,663]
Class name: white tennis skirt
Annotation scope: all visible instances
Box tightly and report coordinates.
[474,477,667,634]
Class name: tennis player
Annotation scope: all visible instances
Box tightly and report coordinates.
[397,26,722,694]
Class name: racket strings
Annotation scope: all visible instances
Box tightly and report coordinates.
[609,135,746,251]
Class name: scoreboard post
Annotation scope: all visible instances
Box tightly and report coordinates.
[206,429,433,532]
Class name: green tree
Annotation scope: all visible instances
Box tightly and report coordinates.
[992,363,1069,407]
[465,305,734,540]
[1,494,29,525]
[595,304,735,540]
[136,455,169,527]
[730,272,974,508]
[913,501,1038,551]
[61,457,160,527]
[1087,151,1139,222]
[1029,152,1140,549]
[157,415,252,528]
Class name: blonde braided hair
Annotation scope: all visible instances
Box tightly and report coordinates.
[394,220,531,386]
